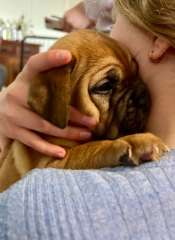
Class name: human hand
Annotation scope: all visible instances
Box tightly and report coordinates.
[63,2,95,32]
[0,50,96,158]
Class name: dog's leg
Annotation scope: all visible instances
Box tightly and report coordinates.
[48,133,168,169]
[48,139,126,169]
[118,133,169,166]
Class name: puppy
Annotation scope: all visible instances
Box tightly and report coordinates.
[0,30,168,192]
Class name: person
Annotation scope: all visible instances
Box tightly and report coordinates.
[1,0,175,239]
[62,0,114,32]
[111,0,175,148]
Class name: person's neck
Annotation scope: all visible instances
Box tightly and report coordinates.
[144,62,175,148]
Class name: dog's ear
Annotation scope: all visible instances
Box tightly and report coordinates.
[28,61,75,128]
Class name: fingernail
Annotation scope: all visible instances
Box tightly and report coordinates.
[55,50,71,63]
[57,149,66,158]
[79,131,92,139]
[81,116,97,127]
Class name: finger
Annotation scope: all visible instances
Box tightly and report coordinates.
[22,49,72,78]
[69,106,97,128]
[6,103,92,141]
[13,125,66,158]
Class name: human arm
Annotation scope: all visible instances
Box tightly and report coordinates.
[0,150,174,239]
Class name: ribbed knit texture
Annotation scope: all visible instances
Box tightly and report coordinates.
[1,150,175,240]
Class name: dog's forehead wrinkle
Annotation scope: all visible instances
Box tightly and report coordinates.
[53,30,127,62]
[106,68,121,81]
[52,31,133,83]
[73,58,118,88]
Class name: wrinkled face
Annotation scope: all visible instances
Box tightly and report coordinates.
[86,69,149,139]
[28,29,150,140]
[71,46,150,139]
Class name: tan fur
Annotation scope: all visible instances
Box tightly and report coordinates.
[0,30,168,192]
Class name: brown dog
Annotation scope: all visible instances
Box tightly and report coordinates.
[0,30,168,192]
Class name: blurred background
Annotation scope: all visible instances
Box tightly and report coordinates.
[0,0,79,87]
[0,0,79,37]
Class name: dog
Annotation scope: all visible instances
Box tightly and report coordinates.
[0,29,168,192]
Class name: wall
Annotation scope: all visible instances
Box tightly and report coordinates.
[0,0,80,36]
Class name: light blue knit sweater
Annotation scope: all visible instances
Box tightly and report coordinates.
[1,150,175,240]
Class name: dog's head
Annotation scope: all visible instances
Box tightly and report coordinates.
[28,29,150,140]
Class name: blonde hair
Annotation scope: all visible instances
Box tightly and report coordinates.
[115,0,175,47]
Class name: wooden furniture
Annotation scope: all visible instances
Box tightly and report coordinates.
[0,39,40,85]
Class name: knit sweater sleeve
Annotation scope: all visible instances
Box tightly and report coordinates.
[1,150,175,240]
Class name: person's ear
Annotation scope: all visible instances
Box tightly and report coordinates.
[149,36,171,62]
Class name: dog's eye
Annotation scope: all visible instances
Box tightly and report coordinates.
[91,78,116,95]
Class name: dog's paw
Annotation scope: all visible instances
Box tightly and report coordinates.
[114,133,169,166]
